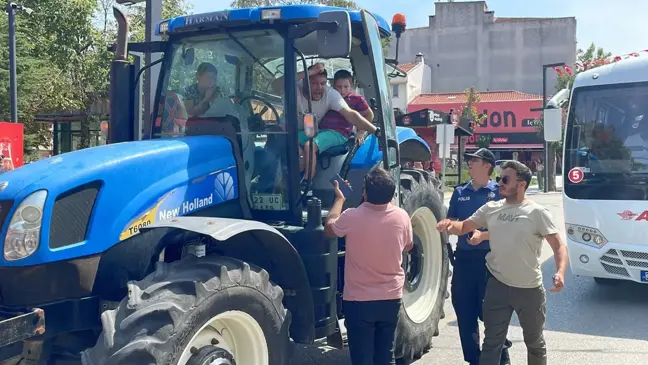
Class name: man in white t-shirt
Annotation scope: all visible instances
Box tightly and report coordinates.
[274,63,376,179]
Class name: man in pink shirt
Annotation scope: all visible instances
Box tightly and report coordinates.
[325,168,413,365]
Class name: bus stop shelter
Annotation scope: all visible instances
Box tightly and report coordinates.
[35,113,107,156]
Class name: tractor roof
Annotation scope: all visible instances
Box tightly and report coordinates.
[156,4,392,38]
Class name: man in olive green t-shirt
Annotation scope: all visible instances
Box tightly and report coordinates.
[436,160,568,365]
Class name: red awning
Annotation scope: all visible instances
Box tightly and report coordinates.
[452,143,544,150]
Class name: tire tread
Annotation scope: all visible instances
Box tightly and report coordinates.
[81,255,287,365]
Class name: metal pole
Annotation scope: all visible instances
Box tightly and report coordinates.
[143,0,162,138]
[458,136,464,185]
[541,62,565,193]
[7,3,18,122]
[440,110,451,191]
[542,67,548,193]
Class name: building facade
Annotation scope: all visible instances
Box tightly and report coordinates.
[408,90,545,167]
[388,1,577,95]
[390,53,433,112]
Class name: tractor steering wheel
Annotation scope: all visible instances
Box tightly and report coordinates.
[238,95,282,132]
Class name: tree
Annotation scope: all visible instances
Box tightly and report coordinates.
[125,0,193,43]
[456,87,488,169]
[0,0,193,161]
[534,42,612,191]
[0,0,104,159]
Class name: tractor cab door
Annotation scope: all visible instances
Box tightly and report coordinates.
[360,10,401,199]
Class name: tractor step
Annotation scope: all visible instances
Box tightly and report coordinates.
[0,296,101,361]
[0,306,45,360]
[0,306,45,348]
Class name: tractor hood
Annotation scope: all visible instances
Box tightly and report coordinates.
[0,137,235,199]
[0,135,241,267]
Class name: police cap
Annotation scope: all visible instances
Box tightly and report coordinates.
[464,148,495,166]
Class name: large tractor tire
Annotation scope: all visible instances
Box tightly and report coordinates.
[395,168,450,364]
[81,255,292,365]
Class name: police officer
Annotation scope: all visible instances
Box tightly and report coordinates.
[447,148,512,365]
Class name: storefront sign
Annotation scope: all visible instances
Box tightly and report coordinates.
[465,132,543,145]
[408,100,542,133]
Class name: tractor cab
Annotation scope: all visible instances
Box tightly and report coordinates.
[147,6,402,224]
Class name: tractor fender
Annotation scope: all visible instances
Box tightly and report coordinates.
[139,216,316,344]
[396,127,432,163]
[350,126,431,169]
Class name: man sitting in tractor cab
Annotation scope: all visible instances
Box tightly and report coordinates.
[273,62,377,180]
[184,62,222,118]
[184,62,242,120]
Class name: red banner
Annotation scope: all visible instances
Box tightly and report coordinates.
[408,100,542,133]
[0,122,24,170]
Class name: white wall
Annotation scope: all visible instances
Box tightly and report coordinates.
[387,1,576,95]
[390,61,432,112]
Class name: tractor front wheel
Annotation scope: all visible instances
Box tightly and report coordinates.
[81,255,292,365]
[395,169,450,364]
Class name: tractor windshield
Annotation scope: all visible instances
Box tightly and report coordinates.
[152,29,293,212]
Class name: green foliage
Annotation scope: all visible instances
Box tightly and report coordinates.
[0,0,102,158]
[534,43,612,151]
[476,135,491,149]
[0,0,192,160]
[126,0,193,43]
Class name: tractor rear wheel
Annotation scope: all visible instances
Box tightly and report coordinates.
[395,168,450,364]
[81,255,292,365]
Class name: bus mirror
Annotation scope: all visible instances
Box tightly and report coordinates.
[317,11,351,58]
[543,108,562,142]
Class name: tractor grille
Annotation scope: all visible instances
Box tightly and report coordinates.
[599,249,648,278]
[0,200,13,232]
[49,181,101,249]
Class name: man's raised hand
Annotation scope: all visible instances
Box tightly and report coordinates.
[308,63,325,76]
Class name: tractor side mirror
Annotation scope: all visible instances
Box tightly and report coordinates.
[183,48,195,66]
[543,107,563,142]
[316,10,351,58]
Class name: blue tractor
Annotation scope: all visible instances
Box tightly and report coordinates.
[0,5,450,365]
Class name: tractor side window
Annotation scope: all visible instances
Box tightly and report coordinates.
[153,30,291,212]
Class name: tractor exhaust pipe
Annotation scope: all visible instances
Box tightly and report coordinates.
[113,6,129,61]
[109,6,135,144]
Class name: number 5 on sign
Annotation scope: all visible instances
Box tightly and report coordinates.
[568,167,584,184]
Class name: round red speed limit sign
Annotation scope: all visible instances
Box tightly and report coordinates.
[568,167,584,183]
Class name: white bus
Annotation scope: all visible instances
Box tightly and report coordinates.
[548,55,648,284]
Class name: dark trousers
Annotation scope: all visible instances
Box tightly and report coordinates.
[451,250,511,364]
[343,299,401,365]
[481,276,547,365]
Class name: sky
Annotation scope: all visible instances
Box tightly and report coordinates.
[187,0,648,58]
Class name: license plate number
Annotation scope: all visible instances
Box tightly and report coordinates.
[252,194,283,210]
[641,271,648,282]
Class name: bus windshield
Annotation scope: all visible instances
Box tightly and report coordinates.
[564,82,648,200]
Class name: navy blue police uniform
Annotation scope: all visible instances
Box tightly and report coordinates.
[447,179,512,365]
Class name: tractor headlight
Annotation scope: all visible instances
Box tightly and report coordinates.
[565,223,608,248]
[3,190,47,261]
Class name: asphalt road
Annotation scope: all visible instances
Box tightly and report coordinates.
[292,191,648,365]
